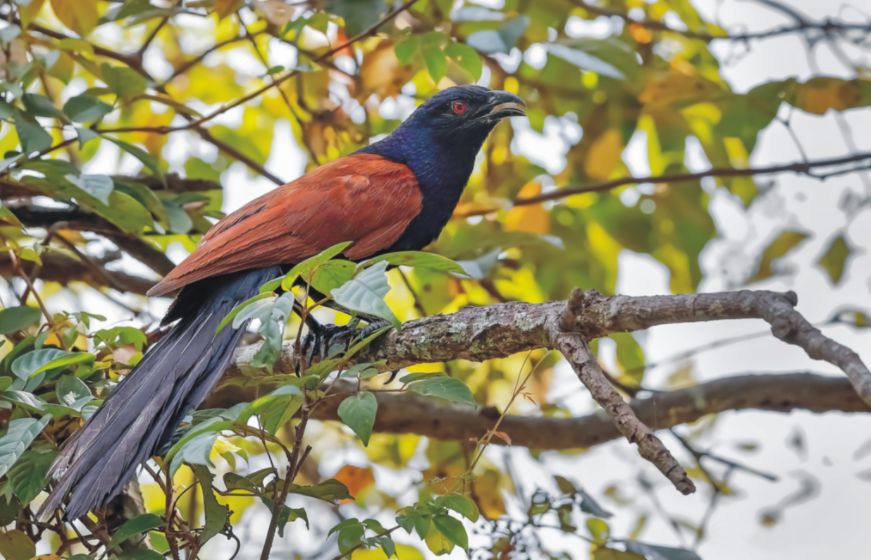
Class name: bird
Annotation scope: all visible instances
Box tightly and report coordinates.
[40,84,525,520]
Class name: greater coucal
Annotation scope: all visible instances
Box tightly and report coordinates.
[41,85,525,520]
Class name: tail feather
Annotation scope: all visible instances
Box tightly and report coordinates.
[40,267,280,520]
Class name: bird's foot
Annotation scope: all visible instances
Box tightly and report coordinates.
[297,319,389,372]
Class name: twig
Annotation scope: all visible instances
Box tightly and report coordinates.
[569,0,871,43]
[554,322,696,494]
[457,151,871,217]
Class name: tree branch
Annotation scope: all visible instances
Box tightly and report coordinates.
[553,332,695,494]
[458,151,871,217]
[205,372,867,450]
[569,0,871,42]
[220,288,871,493]
[0,250,155,295]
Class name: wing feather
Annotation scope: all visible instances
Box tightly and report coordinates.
[148,154,421,296]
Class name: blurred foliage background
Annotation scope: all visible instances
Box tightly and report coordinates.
[0,0,869,558]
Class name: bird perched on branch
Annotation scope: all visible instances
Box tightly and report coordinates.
[40,85,525,520]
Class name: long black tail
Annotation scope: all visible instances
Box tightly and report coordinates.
[41,266,280,520]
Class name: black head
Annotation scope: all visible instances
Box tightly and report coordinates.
[404,85,526,140]
[360,85,526,252]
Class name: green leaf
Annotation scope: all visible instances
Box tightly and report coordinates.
[0,530,35,560]
[216,292,275,333]
[288,479,352,502]
[13,108,52,154]
[109,513,162,547]
[8,448,54,503]
[22,93,63,119]
[309,259,356,294]
[337,391,377,446]
[818,234,850,284]
[65,173,114,205]
[593,548,645,560]
[331,518,365,554]
[578,487,613,518]
[55,374,93,411]
[750,230,808,282]
[466,16,528,53]
[433,513,468,551]
[94,326,148,350]
[422,47,447,81]
[331,260,398,327]
[63,94,113,122]
[623,540,702,560]
[436,494,479,521]
[361,251,466,275]
[165,417,230,474]
[276,241,352,291]
[548,43,624,79]
[163,200,193,233]
[0,416,51,478]
[0,306,41,335]
[106,137,163,180]
[240,384,303,434]
[101,63,149,99]
[445,42,482,80]
[407,375,475,405]
[249,292,296,370]
[191,465,230,545]
[11,348,94,379]
[326,0,386,35]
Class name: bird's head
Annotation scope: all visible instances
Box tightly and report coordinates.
[404,85,526,142]
[362,85,525,193]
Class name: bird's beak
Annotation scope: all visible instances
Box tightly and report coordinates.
[480,90,526,120]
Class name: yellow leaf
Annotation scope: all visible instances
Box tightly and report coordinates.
[50,0,98,36]
[750,230,808,282]
[19,0,46,28]
[505,181,549,234]
[639,68,720,109]
[352,544,426,560]
[585,128,623,180]
[818,234,850,284]
[790,77,862,115]
[474,468,506,519]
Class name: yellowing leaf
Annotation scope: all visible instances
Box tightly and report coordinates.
[352,544,426,560]
[19,0,46,28]
[214,0,245,19]
[474,468,507,519]
[790,77,862,115]
[505,182,549,234]
[750,230,808,282]
[639,68,720,109]
[333,465,376,501]
[585,128,623,179]
[361,41,414,97]
[50,0,98,36]
[818,234,850,284]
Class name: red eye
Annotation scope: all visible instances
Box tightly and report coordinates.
[451,101,467,115]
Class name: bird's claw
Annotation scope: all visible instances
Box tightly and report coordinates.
[297,320,389,372]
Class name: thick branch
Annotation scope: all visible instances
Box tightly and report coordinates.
[231,289,871,405]
[0,174,220,200]
[0,251,155,295]
[204,373,868,450]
